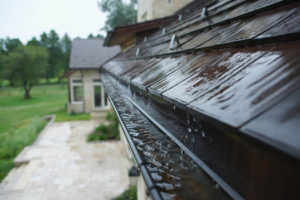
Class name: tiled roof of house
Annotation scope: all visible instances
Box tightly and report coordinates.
[69,38,120,69]
[101,0,300,199]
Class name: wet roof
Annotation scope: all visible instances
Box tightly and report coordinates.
[69,38,120,69]
[102,0,300,199]
[104,16,175,47]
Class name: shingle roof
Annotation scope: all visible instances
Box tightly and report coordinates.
[69,38,120,69]
[102,0,300,199]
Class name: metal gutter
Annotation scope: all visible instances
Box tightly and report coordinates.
[108,95,162,200]
[127,97,244,200]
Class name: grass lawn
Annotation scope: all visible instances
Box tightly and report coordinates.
[0,84,67,135]
[0,84,89,181]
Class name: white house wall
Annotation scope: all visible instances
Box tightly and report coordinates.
[67,69,111,113]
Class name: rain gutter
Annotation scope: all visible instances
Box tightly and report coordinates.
[108,95,162,200]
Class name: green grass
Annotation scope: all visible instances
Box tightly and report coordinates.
[54,109,90,122]
[0,84,94,181]
[0,84,67,181]
[0,84,67,135]
[113,186,137,200]
[0,117,47,181]
[87,112,119,142]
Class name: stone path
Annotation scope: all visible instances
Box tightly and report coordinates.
[0,119,131,200]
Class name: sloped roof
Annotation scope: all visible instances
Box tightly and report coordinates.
[102,0,300,199]
[103,16,175,47]
[69,38,120,69]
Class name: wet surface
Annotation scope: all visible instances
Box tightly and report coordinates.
[242,88,300,158]
[130,0,299,58]
[101,0,300,199]
[131,56,189,88]
[0,120,131,200]
[189,42,300,127]
[101,73,230,200]
[256,6,300,38]
[162,46,268,106]
[201,4,295,48]
[101,70,300,200]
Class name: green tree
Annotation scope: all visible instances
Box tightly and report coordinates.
[39,30,63,82]
[60,33,72,74]
[0,38,23,86]
[4,38,23,53]
[27,37,40,46]
[88,33,104,38]
[98,0,137,31]
[2,46,48,98]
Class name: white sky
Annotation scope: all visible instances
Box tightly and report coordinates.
[0,0,107,44]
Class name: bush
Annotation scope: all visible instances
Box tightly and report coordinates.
[87,112,120,142]
[113,186,137,200]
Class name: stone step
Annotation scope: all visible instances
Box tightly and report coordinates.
[13,160,39,191]
[1,164,27,191]
[0,189,23,199]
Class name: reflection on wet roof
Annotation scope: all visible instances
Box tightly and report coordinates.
[101,0,300,199]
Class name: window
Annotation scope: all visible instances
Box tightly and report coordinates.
[94,85,102,107]
[71,78,83,103]
[93,79,109,109]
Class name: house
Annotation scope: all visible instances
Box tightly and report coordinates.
[66,38,120,113]
[102,0,300,199]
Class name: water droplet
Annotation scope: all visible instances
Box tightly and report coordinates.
[193,116,196,122]
[202,131,206,138]
[172,105,176,110]
[187,128,192,133]
[192,136,195,143]
[215,184,219,189]
[194,127,199,133]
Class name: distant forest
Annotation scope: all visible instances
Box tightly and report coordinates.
[0,30,102,87]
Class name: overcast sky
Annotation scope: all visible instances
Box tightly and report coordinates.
[0,0,107,44]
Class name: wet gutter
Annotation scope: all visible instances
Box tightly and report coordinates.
[101,72,232,200]
[108,95,162,200]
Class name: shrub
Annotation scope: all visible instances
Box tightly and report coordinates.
[87,112,120,142]
[113,186,137,200]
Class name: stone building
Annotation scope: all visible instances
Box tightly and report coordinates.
[137,0,193,22]
[66,38,120,113]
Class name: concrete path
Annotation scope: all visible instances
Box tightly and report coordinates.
[0,120,131,200]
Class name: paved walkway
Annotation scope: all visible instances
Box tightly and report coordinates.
[0,119,131,200]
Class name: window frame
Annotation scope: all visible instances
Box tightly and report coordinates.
[92,79,110,110]
[70,77,83,104]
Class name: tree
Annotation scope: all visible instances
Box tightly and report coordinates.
[88,33,104,38]
[0,38,23,86]
[4,38,23,52]
[60,33,72,74]
[98,0,137,31]
[27,37,40,46]
[39,30,63,82]
[3,46,48,99]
